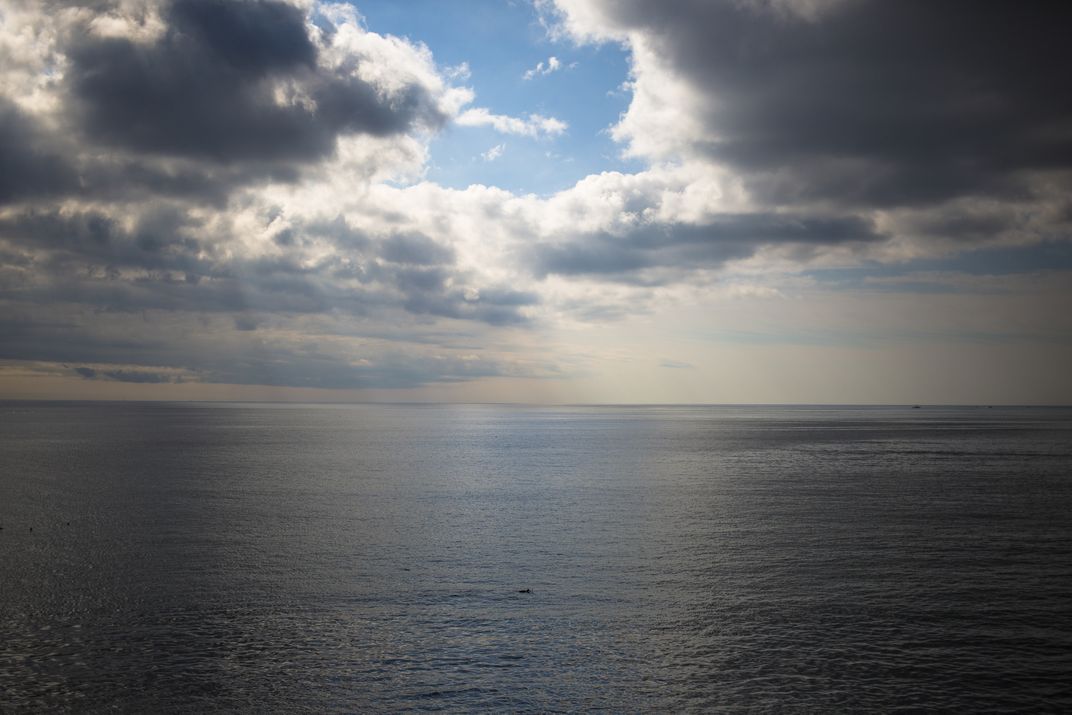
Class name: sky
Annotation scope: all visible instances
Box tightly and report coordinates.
[0,0,1070,404]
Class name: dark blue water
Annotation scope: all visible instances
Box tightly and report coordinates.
[1,403,1070,711]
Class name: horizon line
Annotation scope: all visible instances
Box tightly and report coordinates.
[2,398,1069,409]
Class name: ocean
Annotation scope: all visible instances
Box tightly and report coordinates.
[1,402,1070,711]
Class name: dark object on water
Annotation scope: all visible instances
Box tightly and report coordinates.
[518,588,531,593]
[912,405,921,409]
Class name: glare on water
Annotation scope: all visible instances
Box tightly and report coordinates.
[1,403,1070,711]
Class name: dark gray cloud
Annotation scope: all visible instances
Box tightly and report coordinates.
[0,207,213,280]
[0,0,449,212]
[233,314,260,331]
[0,100,78,203]
[65,0,444,165]
[380,233,456,266]
[0,314,164,366]
[0,117,293,208]
[593,0,1072,209]
[169,0,316,74]
[399,282,538,326]
[534,213,881,279]
[0,307,542,390]
[74,366,177,383]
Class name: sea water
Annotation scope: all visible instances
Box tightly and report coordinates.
[1,402,1070,711]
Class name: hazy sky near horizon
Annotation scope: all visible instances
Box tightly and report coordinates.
[1,0,1071,403]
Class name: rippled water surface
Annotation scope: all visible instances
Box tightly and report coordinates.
[2,402,1071,711]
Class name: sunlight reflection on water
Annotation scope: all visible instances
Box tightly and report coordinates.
[2,403,1071,710]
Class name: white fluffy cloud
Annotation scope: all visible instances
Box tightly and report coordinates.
[482,143,506,162]
[523,55,563,80]
[456,107,567,138]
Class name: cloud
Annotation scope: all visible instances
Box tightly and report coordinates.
[521,0,1072,298]
[0,0,474,213]
[0,303,557,391]
[549,0,1072,212]
[444,61,471,81]
[0,0,549,364]
[531,213,882,280]
[482,143,505,162]
[456,108,567,138]
[73,366,178,383]
[64,0,447,165]
[233,314,260,331]
[0,198,538,325]
[2,0,1071,398]
[379,233,455,266]
[522,55,562,80]
[0,100,79,204]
